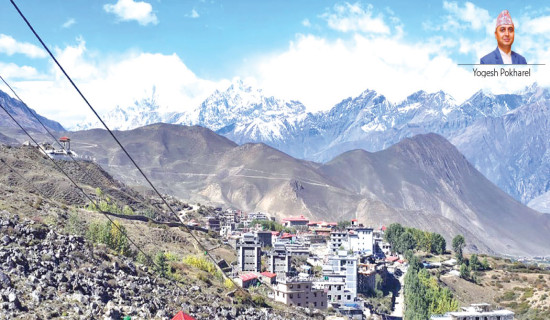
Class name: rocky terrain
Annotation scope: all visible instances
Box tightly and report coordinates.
[0,145,321,320]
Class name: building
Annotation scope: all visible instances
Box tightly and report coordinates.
[237,233,261,272]
[259,271,277,285]
[330,231,348,253]
[248,212,270,221]
[273,277,327,309]
[317,251,359,306]
[431,303,514,320]
[256,231,273,247]
[236,273,258,288]
[357,263,387,294]
[269,243,291,275]
[206,217,221,231]
[348,228,374,255]
[282,215,309,228]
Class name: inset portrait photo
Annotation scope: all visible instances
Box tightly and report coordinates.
[480,10,527,65]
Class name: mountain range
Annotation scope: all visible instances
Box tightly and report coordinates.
[58,123,548,257]
[72,81,550,213]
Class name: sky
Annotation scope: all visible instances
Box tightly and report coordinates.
[0,0,549,128]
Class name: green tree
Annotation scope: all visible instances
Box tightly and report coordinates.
[384,223,404,251]
[431,233,446,255]
[452,235,465,263]
[470,254,481,271]
[481,257,490,270]
[397,231,416,254]
[155,251,168,276]
[459,263,470,280]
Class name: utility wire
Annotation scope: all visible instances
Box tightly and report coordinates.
[11,0,247,296]
[0,74,166,223]
[0,100,191,298]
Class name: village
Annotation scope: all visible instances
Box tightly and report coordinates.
[184,208,516,320]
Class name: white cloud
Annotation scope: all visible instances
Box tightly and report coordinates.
[522,15,550,35]
[189,9,200,19]
[0,63,43,80]
[321,2,390,34]
[8,39,226,128]
[0,34,47,59]
[62,18,76,29]
[245,33,539,112]
[302,19,311,27]
[442,1,492,33]
[104,0,158,26]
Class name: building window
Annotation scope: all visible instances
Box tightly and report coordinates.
[298,303,301,306]
[321,302,324,306]
[314,292,317,297]
[314,302,317,307]
[290,294,293,299]
[297,284,301,289]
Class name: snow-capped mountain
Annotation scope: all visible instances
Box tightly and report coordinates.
[170,80,308,145]
[73,90,168,131]
[68,80,550,212]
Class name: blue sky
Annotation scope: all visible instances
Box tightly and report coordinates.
[0,0,549,127]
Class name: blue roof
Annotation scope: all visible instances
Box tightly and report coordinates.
[344,303,361,309]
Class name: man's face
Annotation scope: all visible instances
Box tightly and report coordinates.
[495,24,515,49]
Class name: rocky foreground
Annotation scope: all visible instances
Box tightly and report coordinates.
[0,209,319,320]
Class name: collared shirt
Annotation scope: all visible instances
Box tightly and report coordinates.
[498,47,512,64]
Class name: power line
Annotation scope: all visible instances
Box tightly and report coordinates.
[0,100,191,298]
[10,0,247,297]
[0,74,168,224]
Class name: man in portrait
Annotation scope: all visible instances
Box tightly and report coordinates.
[480,10,527,64]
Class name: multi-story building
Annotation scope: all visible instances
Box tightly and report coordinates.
[431,303,514,320]
[273,277,327,309]
[237,233,261,272]
[317,251,359,306]
[206,216,221,231]
[348,228,374,255]
[330,231,348,253]
[256,231,273,248]
[269,243,291,275]
[248,212,270,221]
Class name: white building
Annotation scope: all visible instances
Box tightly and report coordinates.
[316,250,359,306]
[348,228,373,255]
[237,233,261,272]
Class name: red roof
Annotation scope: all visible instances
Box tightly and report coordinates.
[381,226,387,231]
[281,233,295,239]
[260,271,277,278]
[59,136,70,141]
[271,231,280,235]
[351,219,357,222]
[282,215,308,222]
[386,256,399,262]
[327,222,338,226]
[171,311,196,320]
[240,273,258,282]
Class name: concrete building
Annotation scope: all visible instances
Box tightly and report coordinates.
[330,231,348,254]
[317,251,359,306]
[256,231,273,248]
[431,303,514,320]
[273,277,327,309]
[248,212,270,221]
[237,233,261,272]
[236,273,258,288]
[269,243,291,275]
[206,217,221,231]
[348,228,374,255]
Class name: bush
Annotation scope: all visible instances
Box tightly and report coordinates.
[252,295,266,307]
[182,254,222,280]
[86,220,131,256]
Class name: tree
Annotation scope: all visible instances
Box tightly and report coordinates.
[459,263,470,280]
[397,231,416,254]
[469,254,481,271]
[95,187,104,199]
[384,223,404,251]
[481,257,490,270]
[452,235,465,263]
[155,251,168,276]
[431,233,446,255]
